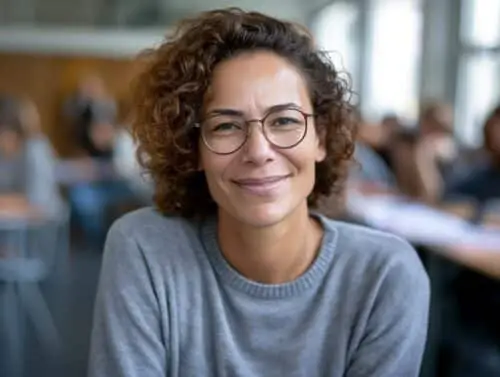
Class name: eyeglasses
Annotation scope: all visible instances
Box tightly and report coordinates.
[194,108,314,155]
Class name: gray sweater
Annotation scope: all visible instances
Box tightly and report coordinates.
[89,208,430,377]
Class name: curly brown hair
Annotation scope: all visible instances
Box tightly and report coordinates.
[131,8,356,217]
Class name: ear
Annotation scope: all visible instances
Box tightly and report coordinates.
[315,126,327,162]
[315,142,326,162]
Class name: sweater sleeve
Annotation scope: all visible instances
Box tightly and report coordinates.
[345,241,430,377]
[88,220,167,377]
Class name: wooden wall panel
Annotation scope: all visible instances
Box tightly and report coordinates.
[0,53,140,156]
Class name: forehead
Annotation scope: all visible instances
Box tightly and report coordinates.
[204,51,311,112]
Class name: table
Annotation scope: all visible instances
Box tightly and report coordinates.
[345,191,500,279]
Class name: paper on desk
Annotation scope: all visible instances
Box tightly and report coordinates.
[346,193,500,251]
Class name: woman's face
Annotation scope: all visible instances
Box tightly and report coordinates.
[199,51,326,227]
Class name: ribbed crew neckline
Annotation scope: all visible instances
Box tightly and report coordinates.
[200,213,338,299]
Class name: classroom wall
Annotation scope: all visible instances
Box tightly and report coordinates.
[0,52,140,156]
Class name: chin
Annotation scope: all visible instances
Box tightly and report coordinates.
[227,201,298,228]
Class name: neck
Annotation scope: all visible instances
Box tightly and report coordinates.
[217,204,323,284]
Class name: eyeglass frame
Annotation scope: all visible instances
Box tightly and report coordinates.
[192,107,315,155]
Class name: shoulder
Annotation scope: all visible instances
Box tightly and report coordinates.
[101,208,204,290]
[106,207,200,261]
[320,215,427,284]
[323,216,420,261]
[320,216,430,322]
[109,207,198,243]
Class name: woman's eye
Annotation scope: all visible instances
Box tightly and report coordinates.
[213,122,240,132]
[273,117,300,126]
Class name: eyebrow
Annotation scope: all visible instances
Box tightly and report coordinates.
[205,102,301,117]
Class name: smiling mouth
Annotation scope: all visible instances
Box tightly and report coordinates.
[232,175,290,195]
[233,175,290,185]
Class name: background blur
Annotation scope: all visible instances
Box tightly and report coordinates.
[0,0,499,376]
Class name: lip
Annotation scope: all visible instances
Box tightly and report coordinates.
[232,175,290,196]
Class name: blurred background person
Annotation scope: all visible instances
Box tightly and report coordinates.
[399,101,458,203]
[370,113,402,172]
[414,102,458,201]
[112,115,153,204]
[63,73,117,146]
[444,105,500,212]
[439,105,500,377]
[351,113,397,193]
[0,96,63,218]
[66,105,135,248]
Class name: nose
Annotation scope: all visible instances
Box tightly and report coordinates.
[241,121,275,165]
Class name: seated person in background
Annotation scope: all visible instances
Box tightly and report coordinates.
[113,123,153,203]
[67,106,135,248]
[89,9,430,377]
[413,101,459,203]
[320,114,396,217]
[350,141,396,194]
[348,114,396,194]
[76,103,116,159]
[444,105,500,214]
[0,97,63,218]
[441,105,500,377]
[63,73,117,137]
[19,98,64,203]
[384,127,421,199]
[373,113,402,172]
[112,101,153,203]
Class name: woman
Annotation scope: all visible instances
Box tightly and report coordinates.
[0,97,62,218]
[89,9,430,377]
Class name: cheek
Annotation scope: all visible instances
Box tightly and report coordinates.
[300,130,326,163]
[316,143,327,162]
[302,120,324,160]
[283,143,320,177]
[199,150,231,188]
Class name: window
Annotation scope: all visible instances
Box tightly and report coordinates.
[363,0,423,121]
[312,2,359,90]
[455,0,500,146]
[456,54,500,145]
[461,0,500,48]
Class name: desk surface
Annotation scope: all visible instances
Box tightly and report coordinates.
[437,244,500,280]
[346,190,500,279]
[0,211,61,230]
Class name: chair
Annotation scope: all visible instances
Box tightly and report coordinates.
[0,209,69,377]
